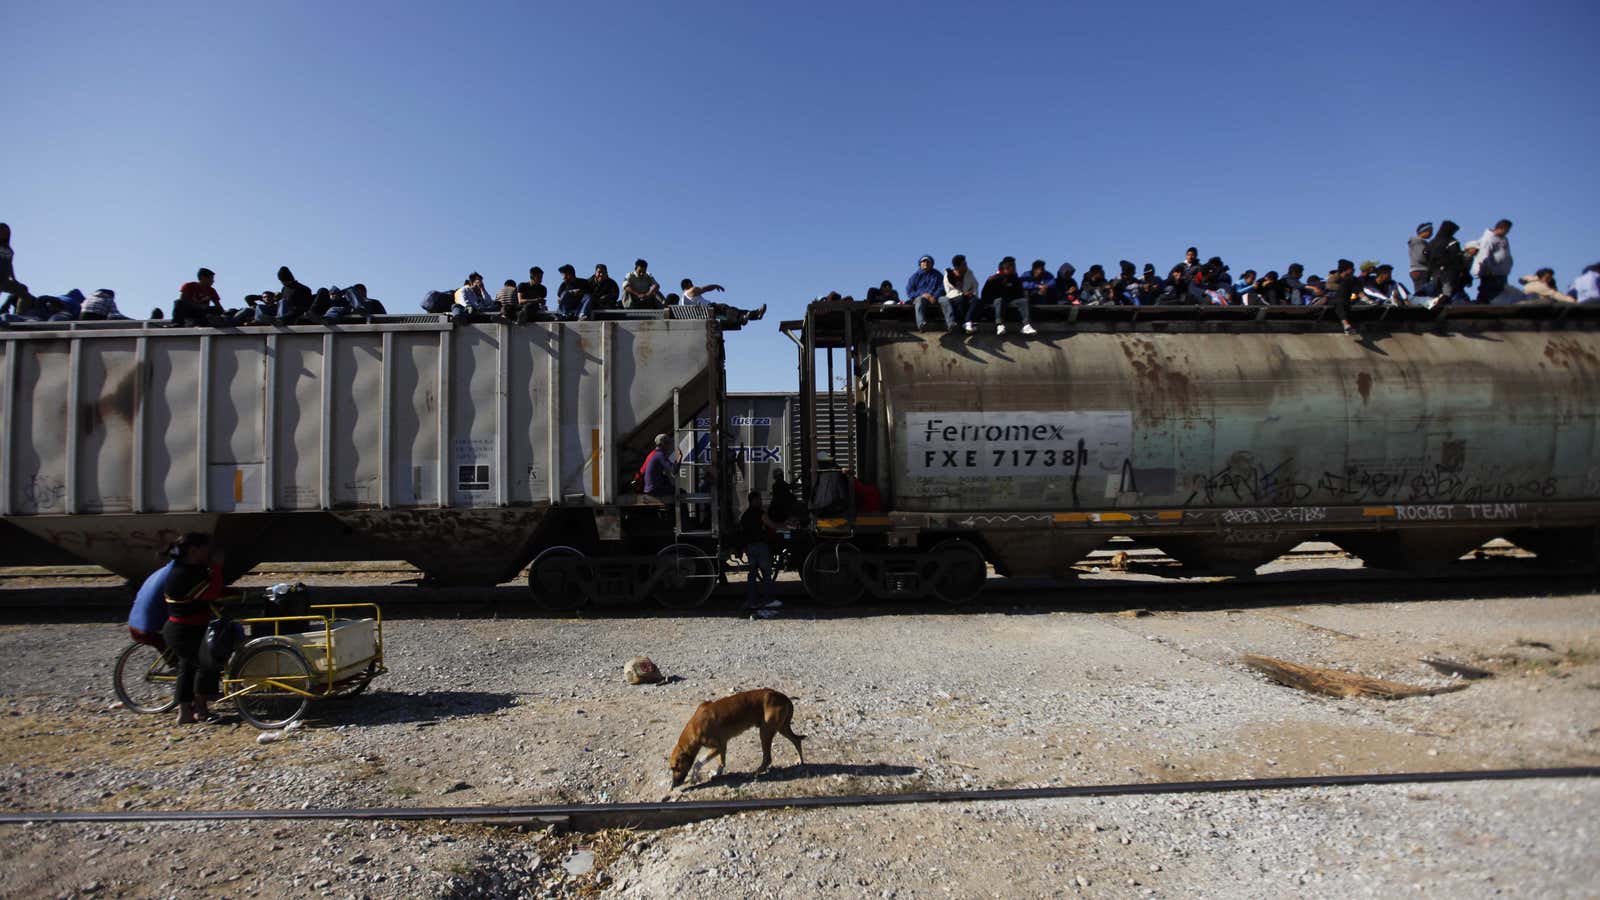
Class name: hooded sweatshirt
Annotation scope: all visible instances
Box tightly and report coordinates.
[1408,234,1431,274]
[905,262,943,303]
[1426,220,1467,284]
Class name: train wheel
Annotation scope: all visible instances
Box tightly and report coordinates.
[925,539,988,604]
[113,642,179,714]
[652,543,719,609]
[528,546,595,611]
[230,640,313,730]
[801,542,864,606]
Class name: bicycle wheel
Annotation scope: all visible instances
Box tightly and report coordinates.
[230,640,313,730]
[113,642,179,714]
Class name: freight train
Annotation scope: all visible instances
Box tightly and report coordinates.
[2,300,1597,606]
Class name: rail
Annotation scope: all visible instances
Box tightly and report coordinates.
[3,766,1595,832]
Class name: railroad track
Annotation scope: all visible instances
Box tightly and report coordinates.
[4,767,1596,832]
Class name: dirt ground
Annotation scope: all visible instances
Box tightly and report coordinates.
[1,565,1598,898]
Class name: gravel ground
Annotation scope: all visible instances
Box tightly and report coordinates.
[1,569,1598,898]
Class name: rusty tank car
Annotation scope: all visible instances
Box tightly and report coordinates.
[0,309,738,607]
[781,300,1600,604]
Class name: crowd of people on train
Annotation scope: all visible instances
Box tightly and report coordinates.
[835,219,1600,338]
[0,226,766,329]
[5,219,1594,333]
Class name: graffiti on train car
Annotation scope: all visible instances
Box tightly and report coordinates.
[1220,507,1329,525]
[1185,453,1562,507]
[1395,503,1526,522]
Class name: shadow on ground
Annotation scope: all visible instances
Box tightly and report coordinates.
[318,689,521,727]
[684,762,920,791]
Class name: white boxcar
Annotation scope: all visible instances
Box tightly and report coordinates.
[0,312,730,601]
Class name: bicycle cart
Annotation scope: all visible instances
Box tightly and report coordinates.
[113,602,386,729]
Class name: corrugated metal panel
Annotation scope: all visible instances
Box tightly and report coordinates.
[0,318,721,580]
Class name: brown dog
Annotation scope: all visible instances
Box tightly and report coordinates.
[668,688,805,787]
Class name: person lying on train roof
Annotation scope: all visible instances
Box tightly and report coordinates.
[680,277,766,325]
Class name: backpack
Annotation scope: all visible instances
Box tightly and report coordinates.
[200,616,244,669]
[421,290,454,313]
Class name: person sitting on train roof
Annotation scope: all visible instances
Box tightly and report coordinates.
[225,293,265,326]
[79,288,129,321]
[1518,268,1569,303]
[173,267,225,327]
[643,433,678,499]
[1232,270,1259,305]
[268,266,315,325]
[0,223,21,302]
[556,264,592,320]
[1022,259,1055,305]
[623,259,665,310]
[514,267,549,321]
[1053,263,1078,304]
[451,272,497,324]
[590,264,621,312]
[1361,264,1413,306]
[866,280,899,306]
[1282,263,1307,305]
[1568,264,1600,304]
[1154,264,1189,305]
[1319,258,1361,335]
[1134,264,1160,304]
[941,254,980,333]
[1078,264,1111,305]
[493,278,519,316]
[681,277,767,324]
[982,256,1037,335]
[1252,271,1289,306]
[1179,246,1201,280]
[1110,260,1140,305]
[903,254,943,331]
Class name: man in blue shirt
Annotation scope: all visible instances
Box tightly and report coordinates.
[1570,264,1600,303]
[128,560,176,648]
[903,255,943,331]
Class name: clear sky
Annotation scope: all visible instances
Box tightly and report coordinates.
[4,0,1596,391]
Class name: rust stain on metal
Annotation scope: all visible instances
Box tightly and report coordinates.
[1355,371,1372,404]
[1120,338,1195,420]
[1543,338,1600,371]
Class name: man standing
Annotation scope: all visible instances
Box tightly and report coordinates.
[739,491,781,613]
[1408,223,1433,296]
[903,255,943,331]
[174,268,224,326]
[556,265,591,320]
[513,267,548,323]
[1473,219,1513,304]
[982,256,1036,335]
[623,259,666,309]
[941,254,980,333]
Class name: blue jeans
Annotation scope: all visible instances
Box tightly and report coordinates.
[913,296,937,329]
[559,293,592,320]
[937,295,973,328]
[994,296,1031,324]
[744,542,774,606]
[275,297,310,322]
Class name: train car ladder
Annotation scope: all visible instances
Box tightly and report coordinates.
[670,387,718,540]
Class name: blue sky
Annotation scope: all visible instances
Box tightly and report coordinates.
[4,0,1596,390]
